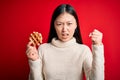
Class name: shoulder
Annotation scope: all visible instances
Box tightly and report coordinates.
[37,43,51,55]
[38,43,51,50]
[76,43,90,50]
[75,43,92,55]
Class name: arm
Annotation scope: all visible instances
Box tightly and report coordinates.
[28,58,43,80]
[83,45,104,80]
[84,29,105,80]
[26,42,43,80]
[91,44,104,80]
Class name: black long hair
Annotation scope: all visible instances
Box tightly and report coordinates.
[47,4,83,44]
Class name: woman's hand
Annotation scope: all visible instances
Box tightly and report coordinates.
[26,41,39,61]
[89,29,103,45]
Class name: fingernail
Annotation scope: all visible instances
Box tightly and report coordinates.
[89,33,91,37]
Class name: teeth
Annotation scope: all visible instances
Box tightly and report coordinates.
[62,34,69,36]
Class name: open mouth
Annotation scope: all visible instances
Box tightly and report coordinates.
[61,33,69,39]
[62,33,69,36]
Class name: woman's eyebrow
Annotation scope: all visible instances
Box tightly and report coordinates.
[56,20,73,22]
[55,21,63,23]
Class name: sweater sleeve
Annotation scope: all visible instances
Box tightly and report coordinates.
[83,45,104,80]
[28,46,43,80]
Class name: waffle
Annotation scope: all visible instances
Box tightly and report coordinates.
[29,32,42,46]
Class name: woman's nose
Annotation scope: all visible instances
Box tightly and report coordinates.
[62,24,68,32]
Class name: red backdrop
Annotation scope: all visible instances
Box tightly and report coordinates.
[0,0,120,80]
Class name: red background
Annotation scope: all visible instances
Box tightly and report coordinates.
[0,0,120,80]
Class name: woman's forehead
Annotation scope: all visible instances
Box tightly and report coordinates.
[55,12,76,22]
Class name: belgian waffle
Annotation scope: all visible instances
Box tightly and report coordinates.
[29,32,42,46]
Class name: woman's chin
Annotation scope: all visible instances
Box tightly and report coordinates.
[60,37,71,42]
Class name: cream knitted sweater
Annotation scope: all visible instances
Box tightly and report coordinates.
[28,38,104,80]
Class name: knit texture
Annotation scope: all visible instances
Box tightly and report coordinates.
[28,37,104,80]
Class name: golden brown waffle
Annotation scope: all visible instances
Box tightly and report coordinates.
[29,31,42,46]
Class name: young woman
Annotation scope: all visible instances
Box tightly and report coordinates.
[26,4,104,80]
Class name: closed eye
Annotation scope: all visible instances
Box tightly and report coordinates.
[56,23,62,26]
[67,23,72,26]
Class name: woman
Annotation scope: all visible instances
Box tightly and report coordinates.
[26,4,104,80]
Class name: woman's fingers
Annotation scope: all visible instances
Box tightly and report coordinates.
[26,47,39,61]
[89,29,103,45]
[27,51,39,61]
[26,40,39,61]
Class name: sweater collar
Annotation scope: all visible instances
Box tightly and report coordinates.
[51,37,76,48]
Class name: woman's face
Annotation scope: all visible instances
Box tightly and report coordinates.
[54,12,77,42]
